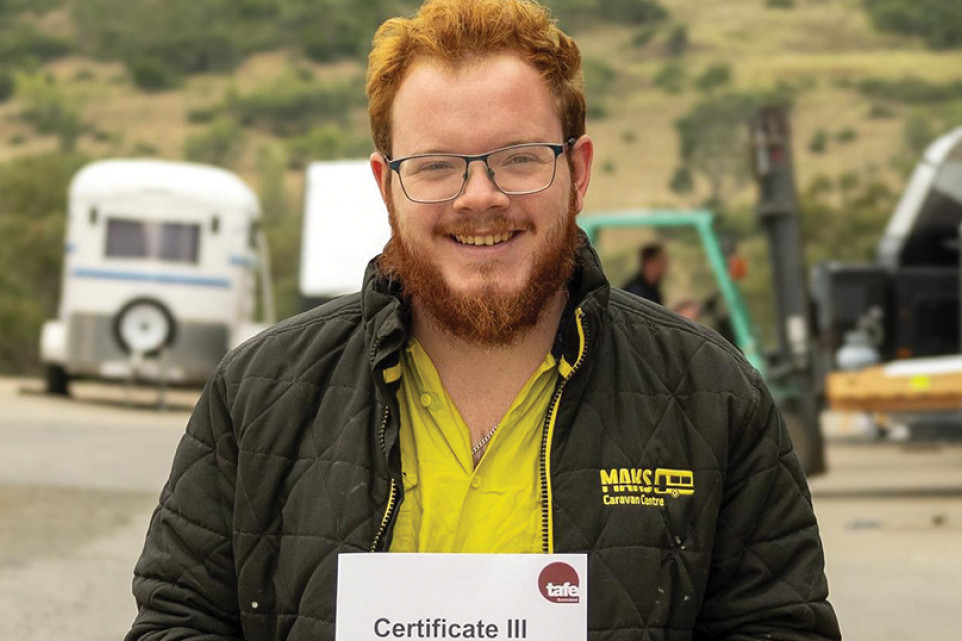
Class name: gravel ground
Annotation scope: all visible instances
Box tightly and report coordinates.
[1,377,960,640]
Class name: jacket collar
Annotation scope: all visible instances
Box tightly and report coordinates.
[361,228,611,390]
[554,231,610,370]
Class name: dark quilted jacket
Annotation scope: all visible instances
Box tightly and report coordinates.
[127,239,840,641]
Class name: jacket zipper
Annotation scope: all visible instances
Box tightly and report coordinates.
[539,307,589,553]
[370,405,397,552]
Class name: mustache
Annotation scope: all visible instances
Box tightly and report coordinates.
[435,216,535,237]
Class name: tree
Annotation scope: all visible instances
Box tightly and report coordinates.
[15,72,85,151]
[863,0,962,49]
[799,172,897,265]
[694,63,732,93]
[0,152,87,373]
[672,92,758,212]
[72,0,243,76]
[184,117,246,167]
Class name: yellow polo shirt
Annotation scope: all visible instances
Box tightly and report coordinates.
[389,339,558,553]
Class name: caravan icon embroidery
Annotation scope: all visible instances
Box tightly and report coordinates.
[654,468,695,498]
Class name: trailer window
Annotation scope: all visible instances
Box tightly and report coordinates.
[160,223,200,262]
[105,218,200,263]
[106,219,148,258]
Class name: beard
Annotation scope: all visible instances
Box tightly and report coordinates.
[378,184,580,347]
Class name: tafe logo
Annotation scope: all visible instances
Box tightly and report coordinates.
[537,562,581,604]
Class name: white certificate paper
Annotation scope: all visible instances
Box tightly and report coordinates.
[336,553,588,640]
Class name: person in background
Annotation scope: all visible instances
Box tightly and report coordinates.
[672,297,702,321]
[125,1,840,640]
[622,242,667,304]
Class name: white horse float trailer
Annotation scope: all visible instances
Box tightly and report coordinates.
[299,159,391,309]
[40,159,275,395]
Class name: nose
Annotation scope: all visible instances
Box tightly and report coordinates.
[454,159,509,211]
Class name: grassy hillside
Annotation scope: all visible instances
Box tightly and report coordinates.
[2,0,962,372]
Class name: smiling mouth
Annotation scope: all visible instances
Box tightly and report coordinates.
[453,231,519,247]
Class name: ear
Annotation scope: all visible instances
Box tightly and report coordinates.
[568,135,594,214]
[370,152,392,204]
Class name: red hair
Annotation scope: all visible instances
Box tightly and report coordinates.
[366,0,586,156]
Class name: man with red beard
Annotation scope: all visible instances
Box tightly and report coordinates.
[127,1,839,640]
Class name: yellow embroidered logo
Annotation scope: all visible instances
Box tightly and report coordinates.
[599,467,695,507]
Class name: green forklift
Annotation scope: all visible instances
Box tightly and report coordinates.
[579,106,828,476]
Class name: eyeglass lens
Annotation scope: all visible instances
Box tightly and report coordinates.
[398,145,558,202]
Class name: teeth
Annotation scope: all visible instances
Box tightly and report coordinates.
[455,231,514,246]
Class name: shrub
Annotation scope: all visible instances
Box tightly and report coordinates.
[187,106,218,124]
[903,111,935,155]
[131,142,159,156]
[809,129,829,153]
[835,127,858,144]
[0,72,13,102]
[184,117,246,167]
[666,24,689,56]
[587,101,609,120]
[654,62,686,94]
[867,103,896,119]
[669,166,694,194]
[694,63,732,93]
[863,0,962,49]
[0,23,71,65]
[282,0,413,63]
[632,25,660,47]
[0,0,66,11]
[226,75,366,136]
[15,73,85,151]
[799,173,896,264]
[599,0,668,24]
[0,152,88,374]
[256,144,289,223]
[550,0,669,30]
[73,0,243,75]
[128,57,181,92]
[285,124,371,170]
[854,76,962,103]
[583,57,617,98]
[758,81,799,109]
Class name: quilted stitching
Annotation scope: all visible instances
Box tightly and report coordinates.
[127,248,838,641]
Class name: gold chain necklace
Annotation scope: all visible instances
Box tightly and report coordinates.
[471,423,501,458]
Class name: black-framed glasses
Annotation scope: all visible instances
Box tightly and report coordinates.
[385,137,576,204]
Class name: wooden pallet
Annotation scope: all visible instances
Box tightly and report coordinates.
[827,355,962,412]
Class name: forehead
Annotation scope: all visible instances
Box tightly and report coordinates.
[390,52,562,157]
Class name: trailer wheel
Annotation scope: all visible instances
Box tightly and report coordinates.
[113,298,176,356]
[45,364,70,396]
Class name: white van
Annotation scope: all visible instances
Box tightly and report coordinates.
[40,159,275,395]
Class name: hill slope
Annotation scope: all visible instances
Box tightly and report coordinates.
[2,0,961,371]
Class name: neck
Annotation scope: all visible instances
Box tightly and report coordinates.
[408,288,567,447]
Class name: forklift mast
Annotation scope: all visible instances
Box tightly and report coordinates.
[749,105,827,475]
